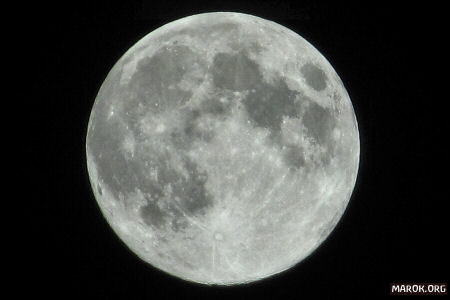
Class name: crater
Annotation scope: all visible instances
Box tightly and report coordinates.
[300,63,327,91]
[214,232,224,241]
[97,184,103,195]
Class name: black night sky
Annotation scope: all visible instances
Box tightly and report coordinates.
[28,1,447,298]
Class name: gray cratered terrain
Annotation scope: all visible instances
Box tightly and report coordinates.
[86,12,359,285]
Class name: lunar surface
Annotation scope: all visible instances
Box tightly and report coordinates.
[86,12,359,285]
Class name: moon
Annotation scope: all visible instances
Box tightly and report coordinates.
[86,12,359,285]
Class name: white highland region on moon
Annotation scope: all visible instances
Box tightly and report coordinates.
[86,12,360,285]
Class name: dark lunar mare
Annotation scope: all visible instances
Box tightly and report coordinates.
[209,50,336,168]
[300,63,328,91]
[88,40,338,232]
[139,156,213,230]
[211,51,300,135]
[88,45,218,231]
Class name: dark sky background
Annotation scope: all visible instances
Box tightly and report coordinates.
[28,1,447,298]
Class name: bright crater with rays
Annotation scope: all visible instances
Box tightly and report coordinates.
[86,12,360,285]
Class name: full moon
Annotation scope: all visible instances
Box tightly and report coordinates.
[86,12,359,285]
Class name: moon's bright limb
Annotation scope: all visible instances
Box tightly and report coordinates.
[86,12,359,285]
